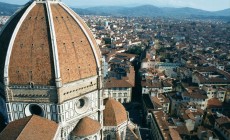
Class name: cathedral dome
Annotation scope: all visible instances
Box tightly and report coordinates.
[71,117,101,137]
[103,98,128,126]
[0,0,101,87]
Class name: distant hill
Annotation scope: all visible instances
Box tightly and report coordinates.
[80,5,230,18]
[0,2,21,16]
[213,9,230,16]
[0,2,229,19]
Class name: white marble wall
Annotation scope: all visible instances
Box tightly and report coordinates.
[103,88,132,103]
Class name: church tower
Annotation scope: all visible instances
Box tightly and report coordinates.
[0,0,103,139]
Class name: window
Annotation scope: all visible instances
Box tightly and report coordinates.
[76,99,85,109]
[107,135,111,140]
[25,104,44,117]
[113,93,116,97]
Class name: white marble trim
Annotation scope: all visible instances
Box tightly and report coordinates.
[60,3,101,69]
[3,1,36,86]
[46,1,62,87]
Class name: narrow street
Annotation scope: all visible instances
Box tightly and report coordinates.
[124,44,149,128]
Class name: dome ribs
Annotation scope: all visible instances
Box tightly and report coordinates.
[67,7,102,64]
[2,2,101,87]
[103,98,128,126]
[9,4,55,85]
[51,4,97,84]
[0,5,29,84]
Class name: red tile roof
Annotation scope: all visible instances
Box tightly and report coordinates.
[105,66,135,88]
[207,98,223,108]
[103,98,127,126]
[0,115,58,140]
[169,128,182,140]
[71,117,101,137]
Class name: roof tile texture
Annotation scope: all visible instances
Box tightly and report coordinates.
[71,117,101,137]
[0,5,29,84]
[3,3,101,86]
[0,115,58,140]
[68,7,101,60]
[51,4,97,84]
[103,98,127,126]
[9,4,55,85]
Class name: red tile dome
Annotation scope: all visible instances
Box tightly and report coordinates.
[71,117,101,137]
[0,1,101,86]
[103,98,128,126]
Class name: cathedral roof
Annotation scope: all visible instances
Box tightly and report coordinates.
[71,117,101,137]
[0,1,101,86]
[103,98,127,126]
[0,115,58,140]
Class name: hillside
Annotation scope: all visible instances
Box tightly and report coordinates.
[0,2,229,18]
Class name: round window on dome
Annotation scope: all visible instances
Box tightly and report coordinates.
[74,97,89,114]
[25,104,44,117]
[75,99,85,109]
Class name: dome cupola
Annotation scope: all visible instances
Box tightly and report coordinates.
[0,0,102,103]
[103,98,128,126]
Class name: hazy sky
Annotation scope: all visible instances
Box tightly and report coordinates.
[1,0,230,11]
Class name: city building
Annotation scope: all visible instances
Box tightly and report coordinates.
[214,116,230,140]
[0,0,140,140]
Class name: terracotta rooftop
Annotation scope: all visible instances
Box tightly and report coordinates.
[169,128,182,140]
[105,77,134,88]
[215,116,230,126]
[151,96,163,108]
[184,109,202,121]
[103,98,127,126]
[153,111,171,140]
[207,98,223,108]
[0,115,58,140]
[141,80,162,88]
[105,66,135,88]
[183,89,208,99]
[193,68,230,84]
[175,125,189,136]
[71,117,101,137]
